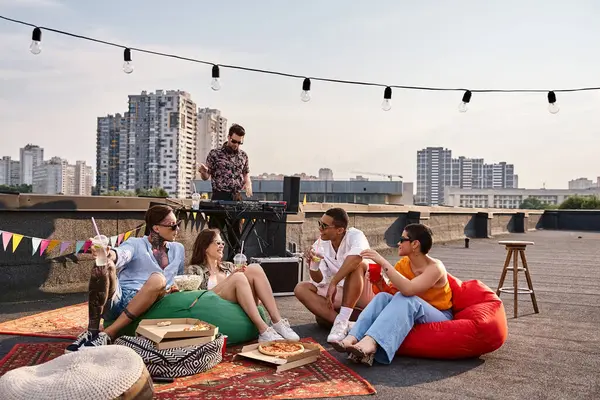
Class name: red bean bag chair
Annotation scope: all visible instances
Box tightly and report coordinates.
[397,274,508,359]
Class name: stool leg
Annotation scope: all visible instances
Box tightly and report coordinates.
[519,250,539,314]
[513,248,519,318]
[496,249,512,296]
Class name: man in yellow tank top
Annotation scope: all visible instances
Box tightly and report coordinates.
[330,223,453,366]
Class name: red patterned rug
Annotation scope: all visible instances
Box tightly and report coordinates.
[0,339,376,399]
[0,303,87,339]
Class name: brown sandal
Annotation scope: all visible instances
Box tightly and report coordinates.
[348,345,375,366]
[330,341,348,353]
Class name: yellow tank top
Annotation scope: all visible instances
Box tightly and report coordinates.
[380,257,453,310]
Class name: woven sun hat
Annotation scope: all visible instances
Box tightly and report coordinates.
[0,345,152,400]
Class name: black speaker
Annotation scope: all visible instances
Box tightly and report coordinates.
[283,176,300,214]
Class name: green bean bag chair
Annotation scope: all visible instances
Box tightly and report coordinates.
[104,290,269,345]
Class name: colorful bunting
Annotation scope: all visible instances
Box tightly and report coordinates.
[12,234,24,252]
[39,239,50,255]
[192,212,197,220]
[75,240,85,254]
[47,240,60,252]
[110,236,118,247]
[59,241,71,255]
[2,232,12,251]
[124,230,132,241]
[117,233,124,246]
[82,240,92,253]
[31,237,42,255]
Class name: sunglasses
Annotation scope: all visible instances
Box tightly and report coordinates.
[230,138,244,145]
[399,236,413,243]
[157,220,182,231]
[213,240,225,247]
[318,221,338,230]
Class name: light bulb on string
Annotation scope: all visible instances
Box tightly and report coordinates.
[30,27,42,55]
[123,48,134,74]
[458,90,472,112]
[381,86,392,111]
[547,91,559,114]
[211,65,221,91]
[301,78,311,102]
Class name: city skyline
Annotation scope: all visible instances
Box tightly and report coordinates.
[2,2,600,190]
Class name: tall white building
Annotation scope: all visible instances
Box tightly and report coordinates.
[33,157,93,195]
[0,156,20,186]
[416,147,517,205]
[20,144,44,185]
[568,177,594,190]
[75,161,93,196]
[196,108,228,166]
[126,90,198,198]
[318,168,334,180]
[96,113,127,194]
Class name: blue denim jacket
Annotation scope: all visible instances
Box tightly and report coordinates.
[114,236,185,291]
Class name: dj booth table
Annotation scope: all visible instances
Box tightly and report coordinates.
[176,200,303,296]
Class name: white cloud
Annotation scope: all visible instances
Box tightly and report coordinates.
[0,0,64,8]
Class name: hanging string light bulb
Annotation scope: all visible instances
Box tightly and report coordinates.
[301,78,311,102]
[123,48,134,74]
[211,65,221,91]
[458,90,472,112]
[30,27,42,55]
[381,86,392,111]
[547,91,559,114]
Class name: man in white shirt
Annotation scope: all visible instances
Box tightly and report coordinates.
[294,208,374,343]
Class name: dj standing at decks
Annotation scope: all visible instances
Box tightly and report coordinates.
[198,123,252,259]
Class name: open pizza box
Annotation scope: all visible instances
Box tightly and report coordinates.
[234,341,320,372]
[136,318,219,350]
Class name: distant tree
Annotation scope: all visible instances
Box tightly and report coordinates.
[519,197,546,209]
[559,195,600,209]
[103,190,135,197]
[135,188,169,198]
[0,184,32,193]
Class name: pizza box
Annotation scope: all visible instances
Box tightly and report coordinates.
[233,341,320,372]
[136,318,219,345]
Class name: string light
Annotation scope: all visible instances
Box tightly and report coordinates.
[301,78,311,102]
[123,48,133,74]
[381,87,392,111]
[211,65,221,91]
[29,27,41,55]
[547,91,559,114]
[3,15,600,111]
[459,90,471,113]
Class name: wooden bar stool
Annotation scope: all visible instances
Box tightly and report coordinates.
[496,241,539,318]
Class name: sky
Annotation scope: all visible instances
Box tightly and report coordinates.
[1,0,600,189]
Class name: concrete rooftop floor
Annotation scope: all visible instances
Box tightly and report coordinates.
[1,230,599,399]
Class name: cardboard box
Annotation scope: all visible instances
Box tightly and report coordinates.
[136,318,219,350]
[234,341,320,372]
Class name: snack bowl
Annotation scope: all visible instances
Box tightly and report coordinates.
[174,275,203,291]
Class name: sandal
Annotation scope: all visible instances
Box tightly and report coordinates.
[330,341,348,353]
[348,345,375,366]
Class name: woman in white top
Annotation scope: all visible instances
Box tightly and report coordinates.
[187,228,300,343]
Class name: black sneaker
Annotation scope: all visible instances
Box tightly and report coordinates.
[81,332,111,349]
[65,331,93,354]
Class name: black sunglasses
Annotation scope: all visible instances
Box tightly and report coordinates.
[230,138,244,145]
[157,220,182,230]
[318,221,339,230]
[399,236,413,243]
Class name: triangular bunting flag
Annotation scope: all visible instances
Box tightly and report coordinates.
[110,236,118,246]
[2,232,12,251]
[47,240,60,252]
[75,240,85,254]
[31,237,42,256]
[303,194,307,205]
[39,239,50,255]
[124,230,133,241]
[12,234,24,253]
[117,233,124,246]
[82,240,92,253]
[192,212,197,220]
[59,241,71,255]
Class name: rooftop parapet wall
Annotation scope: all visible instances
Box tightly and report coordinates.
[0,194,544,299]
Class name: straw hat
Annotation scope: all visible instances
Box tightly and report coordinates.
[0,345,153,400]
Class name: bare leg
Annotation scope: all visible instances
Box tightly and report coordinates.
[103,273,166,339]
[244,264,282,323]
[294,282,338,324]
[341,261,368,308]
[87,261,117,335]
[213,273,270,333]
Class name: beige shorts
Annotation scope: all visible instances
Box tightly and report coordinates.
[311,276,375,310]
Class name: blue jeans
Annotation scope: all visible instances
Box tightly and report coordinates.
[103,287,138,321]
[348,292,453,364]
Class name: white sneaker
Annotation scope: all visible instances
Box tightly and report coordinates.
[272,319,300,341]
[327,319,350,343]
[258,326,285,342]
